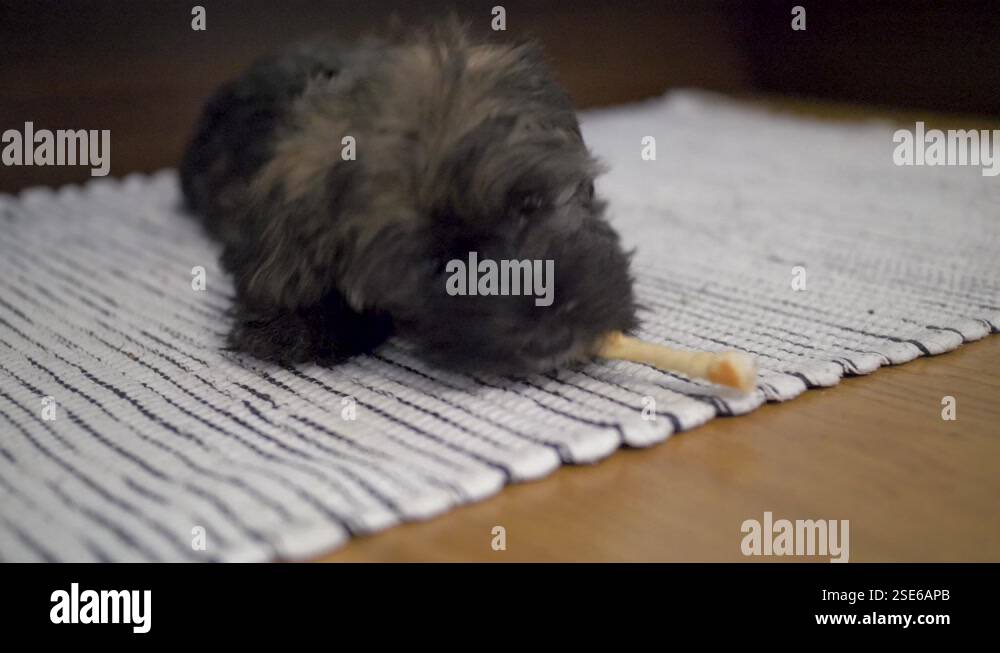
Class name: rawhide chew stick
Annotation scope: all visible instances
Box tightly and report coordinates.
[595,332,757,393]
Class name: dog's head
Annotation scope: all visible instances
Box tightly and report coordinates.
[342,28,637,374]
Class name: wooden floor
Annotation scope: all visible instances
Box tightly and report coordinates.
[321,334,1000,561]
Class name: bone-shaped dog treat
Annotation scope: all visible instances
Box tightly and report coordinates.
[595,332,758,393]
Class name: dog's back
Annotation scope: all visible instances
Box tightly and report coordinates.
[179,37,349,240]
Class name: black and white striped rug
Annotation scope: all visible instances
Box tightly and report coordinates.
[2,92,997,561]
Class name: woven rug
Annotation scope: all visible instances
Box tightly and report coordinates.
[1,91,997,561]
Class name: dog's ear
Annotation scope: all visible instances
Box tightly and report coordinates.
[227,71,370,310]
[234,162,359,309]
[236,206,335,309]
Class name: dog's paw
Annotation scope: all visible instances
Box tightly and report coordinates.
[227,308,322,364]
[227,295,393,365]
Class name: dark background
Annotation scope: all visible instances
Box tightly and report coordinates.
[1,563,994,641]
[1,0,998,192]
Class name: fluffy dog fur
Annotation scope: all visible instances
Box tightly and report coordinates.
[180,22,637,375]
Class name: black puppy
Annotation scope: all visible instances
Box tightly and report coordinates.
[180,22,637,375]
